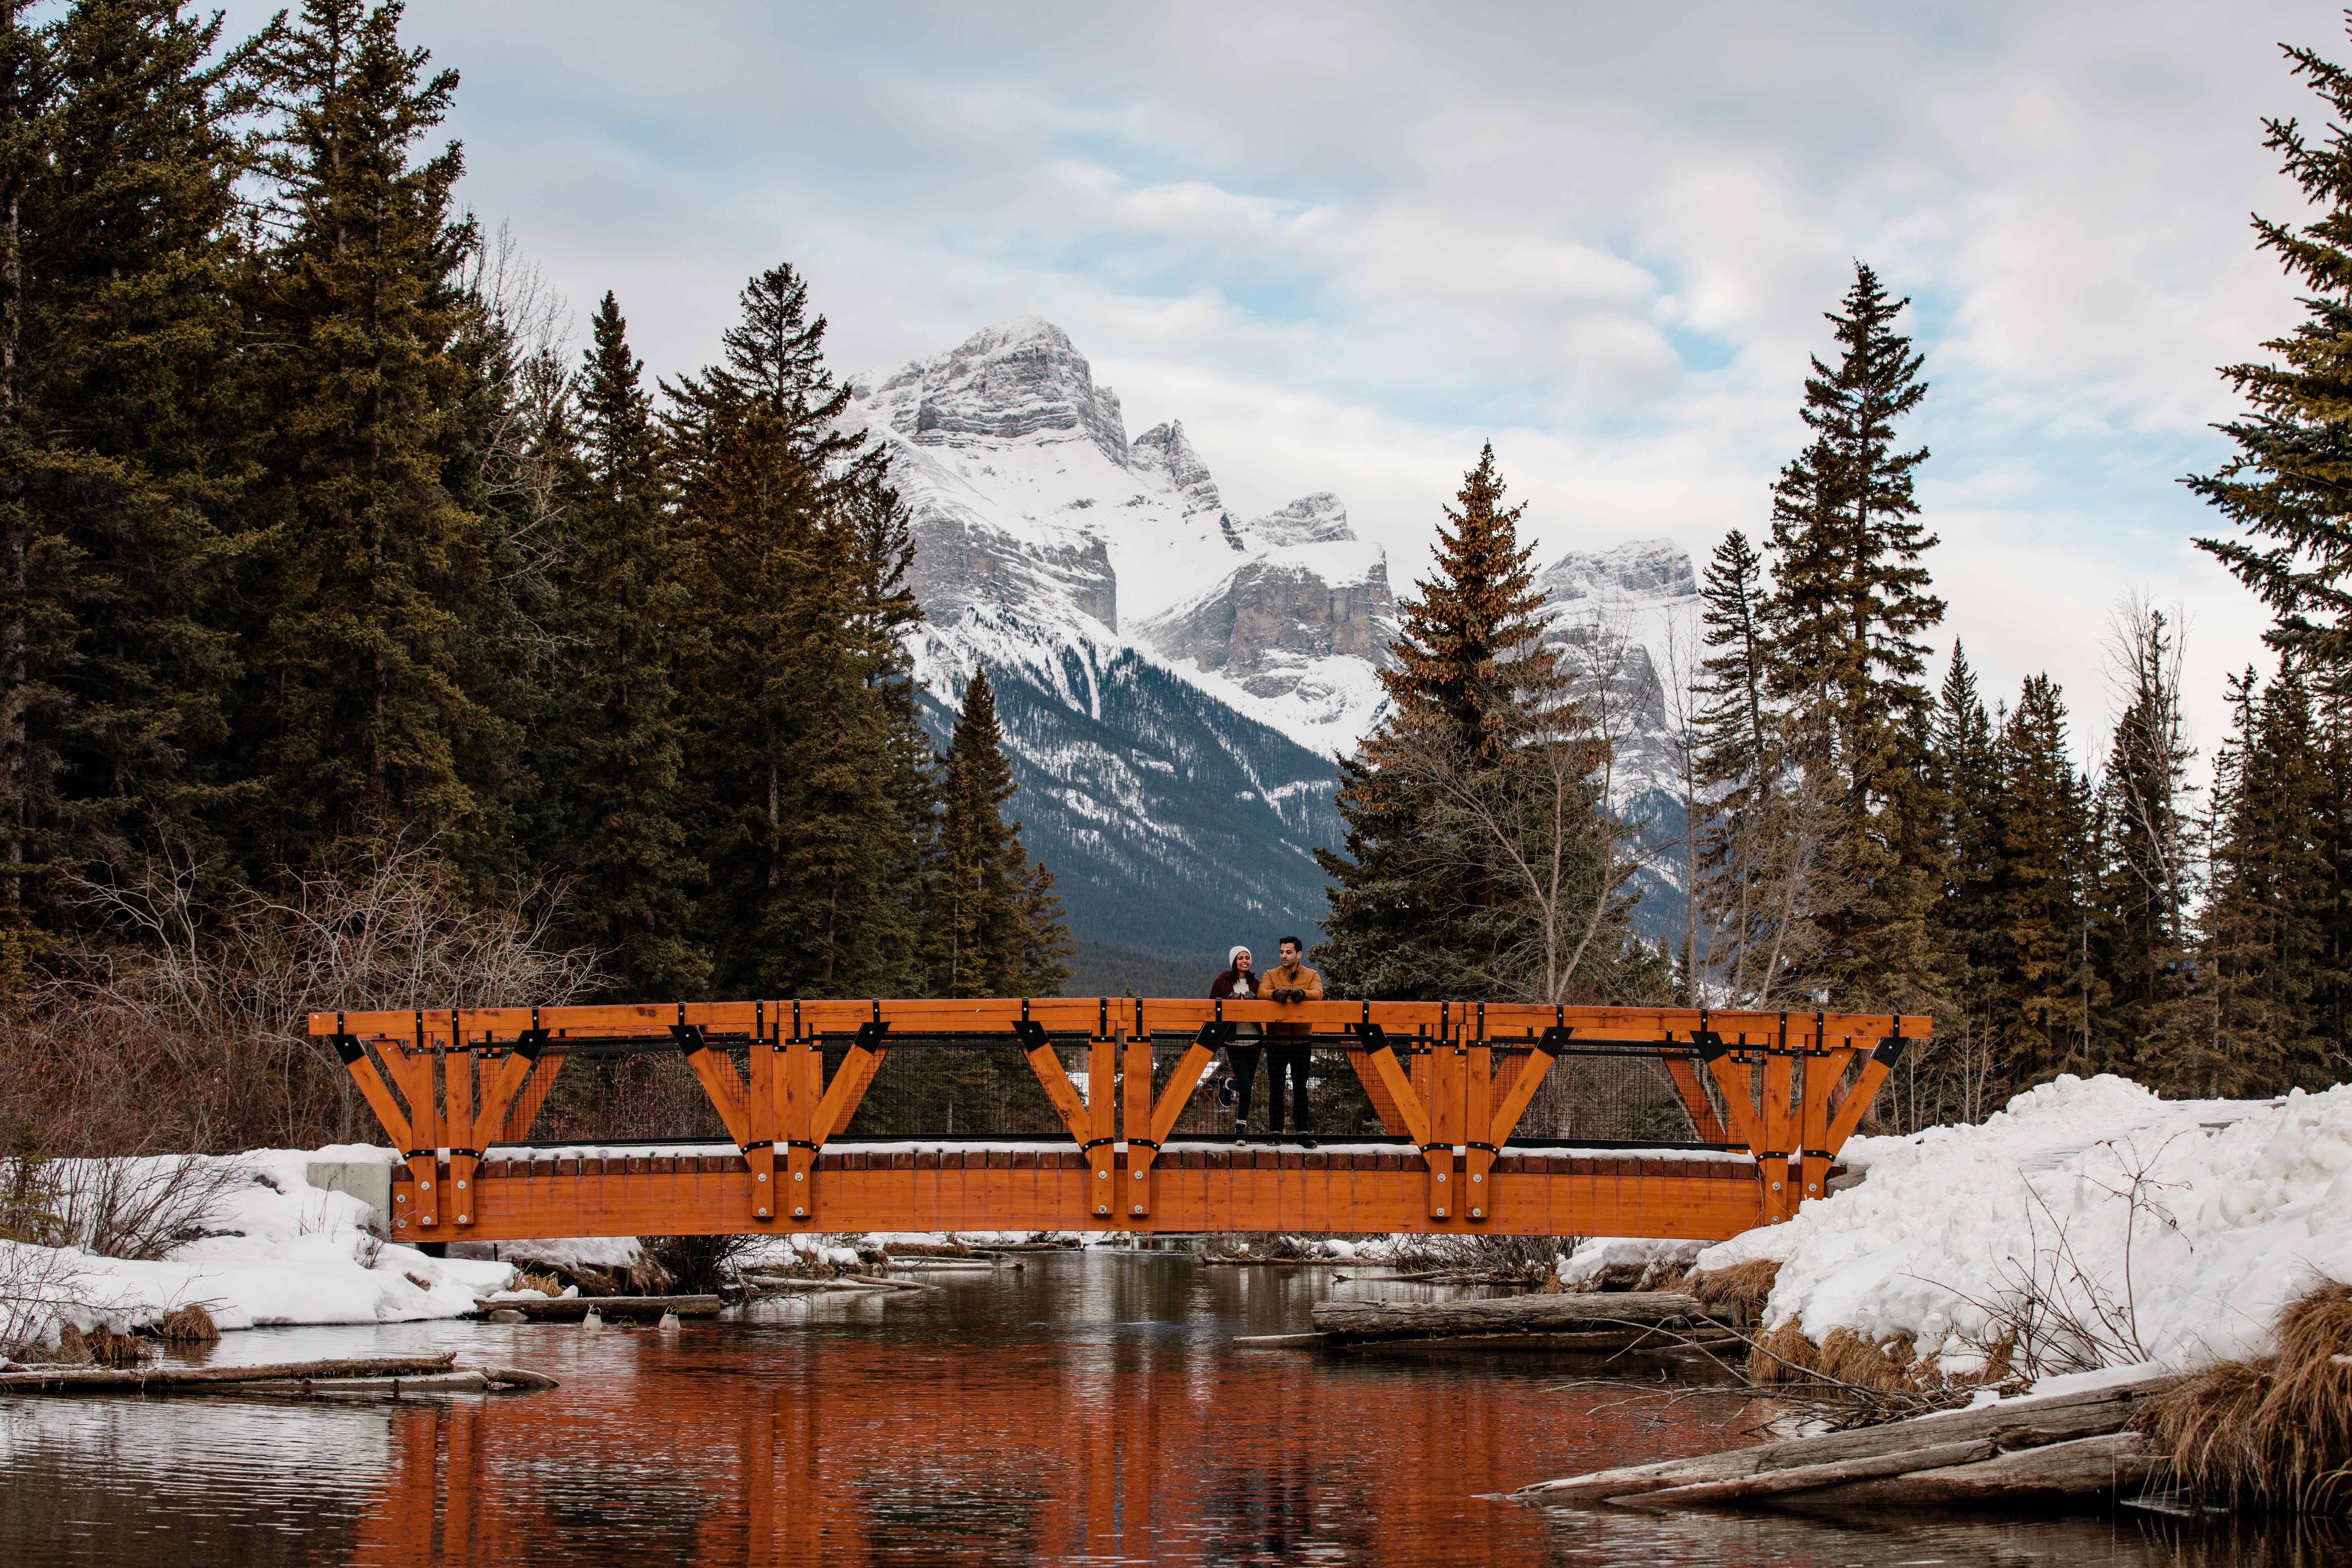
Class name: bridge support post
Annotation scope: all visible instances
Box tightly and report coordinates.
[1121,1027,1154,1219]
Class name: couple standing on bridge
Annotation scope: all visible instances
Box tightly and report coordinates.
[1208,937,1324,1147]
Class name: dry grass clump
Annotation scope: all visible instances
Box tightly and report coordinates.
[1687,1259,1780,1324]
[1746,1319,1821,1385]
[155,1303,218,1343]
[2140,1280,2352,1513]
[514,1270,562,1296]
[85,1324,149,1366]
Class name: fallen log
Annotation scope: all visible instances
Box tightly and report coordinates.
[748,1277,897,1294]
[1342,1330,1748,1357]
[473,1294,724,1319]
[1624,1438,1996,1505]
[1780,1432,2157,1510]
[839,1273,938,1292]
[0,1352,551,1396]
[1314,1291,1731,1345]
[1516,1374,2182,1505]
[1233,1333,1330,1348]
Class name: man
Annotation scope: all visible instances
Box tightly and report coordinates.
[1261,936,1323,1147]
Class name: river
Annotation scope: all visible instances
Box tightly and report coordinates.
[0,1251,2330,1564]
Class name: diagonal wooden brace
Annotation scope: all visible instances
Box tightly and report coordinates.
[813,1021,890,1143]
[1150,1035,1218,1149]
[675,1024,752,1148]
[1823,1035,1906,1157]
[475,1031,549,1150]
[1352,1025,1430,1149]
[329,1035,412,1154]
[1668,1035,1731,1143]
[1018,1020,1091,1145]
[1797,1044,1858,1206]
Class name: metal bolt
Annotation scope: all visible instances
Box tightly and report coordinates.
[1097,1170,1108,1179]
[1132,1171,1143,1180]
[456,1180,466,1190]
[1434,1208,1446,1218]
[757,1208,769,1218]
[1470,1209,1483,1219]
[1772,1181,1782,1190]
[420,1180,433,1191]
[794,1172,804,1181]
[1131,1205,1143,1215]
[758,1173,769,1183]
[1436,1173,1446,1183]
[794,1207,806,1217]
[1471,1173,1482,1183]
[458,1213,468,1223]
[395,1220,407,1230]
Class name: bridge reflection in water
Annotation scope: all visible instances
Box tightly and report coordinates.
[311,1000,1928,1244]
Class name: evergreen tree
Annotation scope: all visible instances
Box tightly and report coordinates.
[546,294,703,1000]
[0,0,252,936]
[1983,676,2096,1091]
[2092,607,2198,1077]
[232,0,494,867]
[665,263,930,996]
[1690,528,1789,1001]
[1321,446,1626,1001]
[2198,664,2342,1094]
[922,666,1069,997]
[1763,261,1944,1008]
[2189,27,2352,688]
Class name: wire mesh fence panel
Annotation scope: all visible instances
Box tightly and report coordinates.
[475,1031,1735,1148]
[831,1037,1081,1140]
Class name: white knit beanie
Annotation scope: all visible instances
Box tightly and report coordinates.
[1229,944,1251,966]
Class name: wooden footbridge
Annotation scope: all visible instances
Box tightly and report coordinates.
[312,999,1924,1244]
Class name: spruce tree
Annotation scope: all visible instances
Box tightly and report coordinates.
[1763,261,1945,1008]
[665,262,931,996]
[2190,27,2352,687]
[548,294,703,1000]
[1984,676,2097,1091]
[233,0,494,866]
[0,0,251,937]
[2092,608,2197,1077]
[1691,528,1788,1001]
[1321,446,1624,1001]
[922,666,1069,997]
[2199,664,2340,1094]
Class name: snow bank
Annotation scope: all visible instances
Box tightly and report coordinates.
[6,1147,511,1346]
[1559,1236,1703,1289]
[1696,1074,2352,1371]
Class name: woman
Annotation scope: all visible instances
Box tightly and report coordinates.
[1209,945,1264,1140]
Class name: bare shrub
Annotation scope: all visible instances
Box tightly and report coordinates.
[1,837,602,1156]
[1380,1232,1565,1282]
[643,1235,757,1295]
[51,1157,254,1261]
[0,1243,85,1359]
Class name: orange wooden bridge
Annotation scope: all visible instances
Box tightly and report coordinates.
[313,998,1924,1246]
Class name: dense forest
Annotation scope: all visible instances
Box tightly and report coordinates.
[5,0,2352,1158]
[1322,45,2352,1126]
[0,0,1068,1154]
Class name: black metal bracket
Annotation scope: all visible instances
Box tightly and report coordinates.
[671,1024,707,1056]
[1534,1026,1575,1058]
[1691,1029,1728,1063]
[1871,1034,1908,1069]
[514,1027,549,1064]
[1354,1022,1392,1055]
[329,1033,365,1067]
[1195,1021,1235,1051]
[1012,1019,1049,1052]
[855,1019,892,1052]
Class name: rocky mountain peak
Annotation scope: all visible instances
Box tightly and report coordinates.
[850,315,1130,467]
[1537,538,1697,605]
[1246,493,1354,548]
[1129,418,1237,544]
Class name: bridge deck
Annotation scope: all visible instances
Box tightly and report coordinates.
[311,999,1926,1241]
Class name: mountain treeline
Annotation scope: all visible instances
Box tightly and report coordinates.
[0,0,1066,1152]
[1327,189,2352,1124]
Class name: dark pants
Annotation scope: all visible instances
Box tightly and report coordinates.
[1227,1042,1311,1132]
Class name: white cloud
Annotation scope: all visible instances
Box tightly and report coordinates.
[268,0,2352,763]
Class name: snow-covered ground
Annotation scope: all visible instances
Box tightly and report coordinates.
[4,1147,513,1350]
[1697,1074,2352,1374]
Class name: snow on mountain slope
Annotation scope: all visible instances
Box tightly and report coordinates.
[847,314,1702,959]
[848,318,1380,954]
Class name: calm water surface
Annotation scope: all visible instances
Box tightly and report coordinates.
[0,1252,2329,1565]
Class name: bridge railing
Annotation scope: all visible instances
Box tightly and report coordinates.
[308,999,1926,1240]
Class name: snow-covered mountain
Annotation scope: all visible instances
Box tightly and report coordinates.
[846,317,1394,960]
[845,315,1701,963]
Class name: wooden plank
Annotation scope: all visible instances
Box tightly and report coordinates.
[1024,1040,1092,1145]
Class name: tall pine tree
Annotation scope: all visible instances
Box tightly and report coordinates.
[233,0,495,867]
[922,666,1069,997]
[1763,261,1944,1009]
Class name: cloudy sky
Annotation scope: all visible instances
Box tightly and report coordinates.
[261,0,2351,770]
